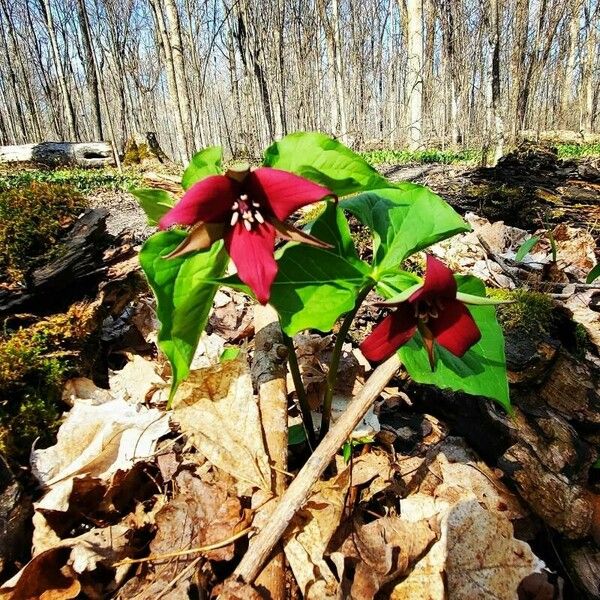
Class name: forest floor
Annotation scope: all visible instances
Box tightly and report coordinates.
[0,143,599,599]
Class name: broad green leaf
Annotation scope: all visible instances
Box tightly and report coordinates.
[515,236,541,262]
[263,131,404,197]
[182,146,223,190]
[130,188,175,225]
[341,186,468,275]
[269,202,372,335]
[342,442,352,463]
[586,263,600,284]
[139,231,229,401]
[289,424,307,445]
[398,276,510,410]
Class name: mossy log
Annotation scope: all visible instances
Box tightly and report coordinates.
[0,209,111,316]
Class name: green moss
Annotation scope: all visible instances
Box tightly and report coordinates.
[0,304,98,463]
[574,323,589,358]
[488,288,554,334]
[0,182,88,284]
[0,167,141,194]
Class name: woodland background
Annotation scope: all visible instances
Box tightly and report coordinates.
[0,0,598,163]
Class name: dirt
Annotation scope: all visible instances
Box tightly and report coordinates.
[87,188,155,239]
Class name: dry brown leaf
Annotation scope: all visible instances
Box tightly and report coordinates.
[283,469,350,600]
[392,498,544,600]
[30,399,168,553]
[337,516,437,600]
[108,355,167,404]
[0,548,80,600]
[172,355,271,491]
[117,469,249,599]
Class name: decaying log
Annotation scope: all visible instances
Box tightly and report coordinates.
[0,141,114,168]
[0,209,112,316]
[395,142,600,236]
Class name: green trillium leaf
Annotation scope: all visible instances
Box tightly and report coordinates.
[341,186,469,275]
[139,230,229,403]
[263,131,402,197]
[130,188,175,226]
[182,146,223,190]
[270,202,372,335]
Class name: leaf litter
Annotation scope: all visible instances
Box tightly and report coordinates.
[1,289,552,599]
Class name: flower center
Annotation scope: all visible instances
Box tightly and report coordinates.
[230,194,265,231]
[414,298,445,323]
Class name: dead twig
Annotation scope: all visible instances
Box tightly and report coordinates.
[230,353,401,587]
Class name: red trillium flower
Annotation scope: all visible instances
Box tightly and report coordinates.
[360,255,484,367]
[159,166,334,304]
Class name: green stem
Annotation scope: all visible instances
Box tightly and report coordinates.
[283,333,316,450]
[319,284,374,442]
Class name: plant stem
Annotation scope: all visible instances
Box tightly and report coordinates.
[283,333,316,450]
[319,284,374,441]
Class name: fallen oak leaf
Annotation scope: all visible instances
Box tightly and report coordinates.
[283,468,350,600]
[171,354,271,491]
[0,548,80,600]
[392,497,544,600]
[336,515,437,600]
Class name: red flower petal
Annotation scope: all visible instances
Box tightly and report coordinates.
[428,299,481,357]
[225,222,278,305]
[409,254,457,303]
[159,175,238,229]
[247,167,332,221]
[360,303,418,362]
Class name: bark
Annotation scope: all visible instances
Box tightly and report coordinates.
[0,141,114,167]
[38,0,79,141]
[405,0,423,149]
[76,0,103,140]
[0,209,112,317]
[251,306,288,600]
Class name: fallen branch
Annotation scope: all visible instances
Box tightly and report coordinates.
[231,353,401,586]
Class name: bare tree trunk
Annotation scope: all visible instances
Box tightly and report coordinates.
[405,0,423,149]
[148,0,187,162]
[76,0,103,140]
[561,1,581,127]
[482,0,504,164]
[38,0,79,141]
[163,0,195,156]
[580,0,598,134]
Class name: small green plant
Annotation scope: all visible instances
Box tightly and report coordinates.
[556,142,600,159]
[0,182,88,283]
[515,230,557,263]
[0,167,141,194]
[360,148,481,166]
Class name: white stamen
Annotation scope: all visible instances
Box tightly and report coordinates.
[244,220,252,231]
[230,212,239,226]
[255,211,265,224]
[231,201,239,210]
[240,194,248,201]
[252,201,260,207]
[242,211,251,220]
